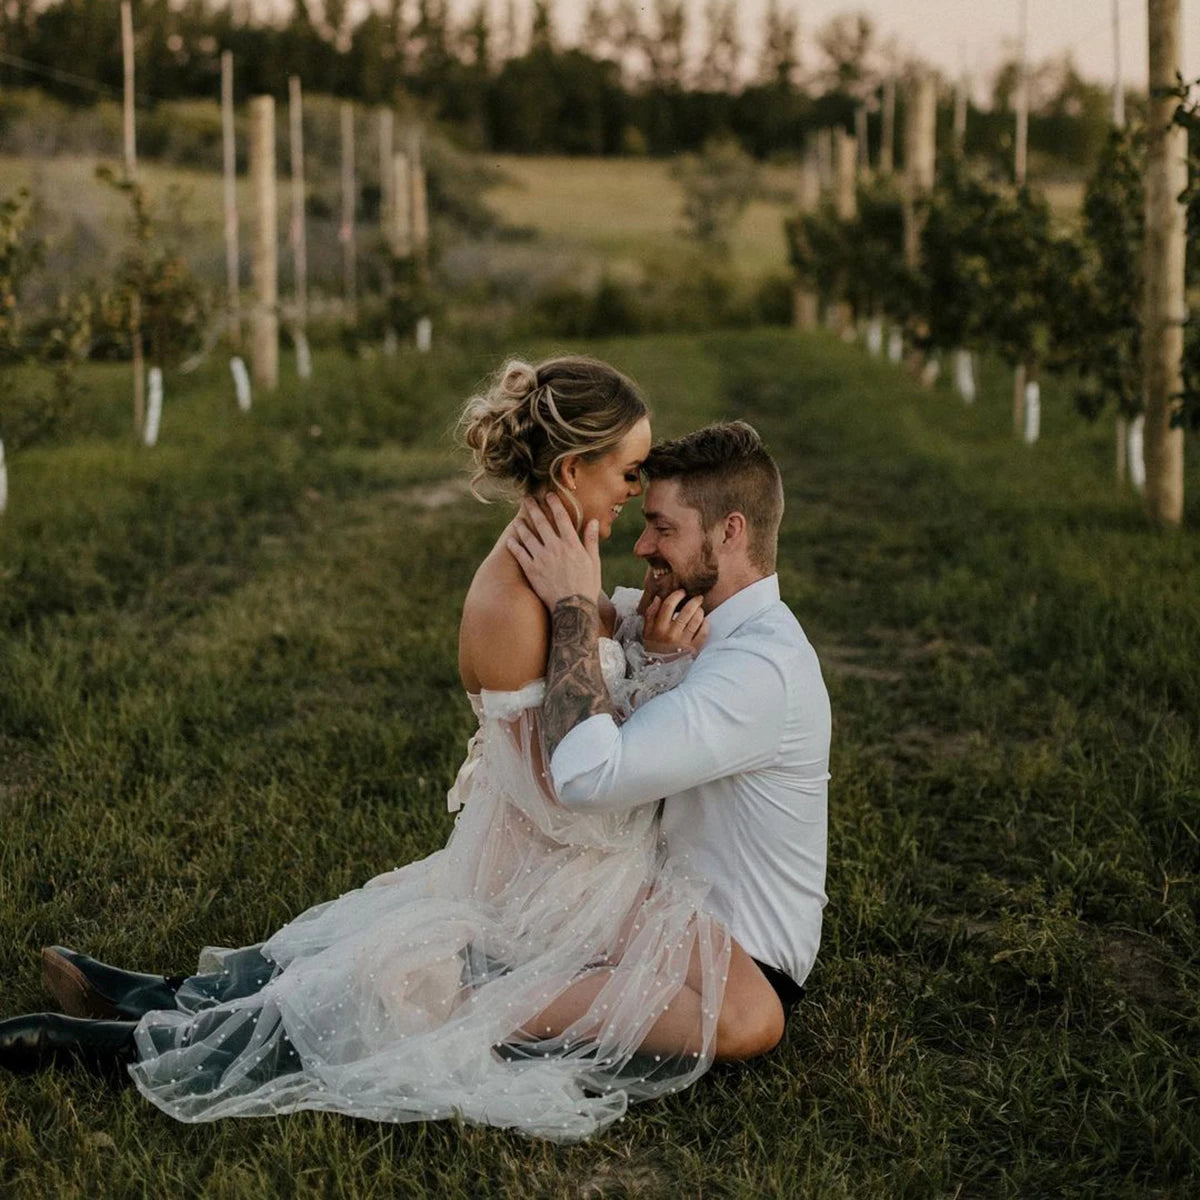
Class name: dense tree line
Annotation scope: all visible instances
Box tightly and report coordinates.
[0,0,1114,166]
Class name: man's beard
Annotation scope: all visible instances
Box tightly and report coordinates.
[648,534,720,601]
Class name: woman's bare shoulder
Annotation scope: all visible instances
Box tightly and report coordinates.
[459,547,550,694]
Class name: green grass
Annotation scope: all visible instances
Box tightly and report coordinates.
[486,155,800,279]
[1,331,1198,1197]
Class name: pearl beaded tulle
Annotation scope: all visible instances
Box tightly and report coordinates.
[130,592,730,1141]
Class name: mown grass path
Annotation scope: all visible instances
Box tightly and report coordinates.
[1,331,1197,1197]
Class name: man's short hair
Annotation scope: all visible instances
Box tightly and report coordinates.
[642,421,783,571]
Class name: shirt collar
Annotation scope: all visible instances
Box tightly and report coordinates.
[704,574,780,644]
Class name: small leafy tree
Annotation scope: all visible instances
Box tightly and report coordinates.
[844,179,915,331]
[94,169,207,374]
[671,136,759,250]
[0,189,89,451]
[919,165,997,360]
[784,203,845,315]
[1058,128,1144,423]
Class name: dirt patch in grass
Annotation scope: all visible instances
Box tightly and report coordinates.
[1097,930,1180,1011]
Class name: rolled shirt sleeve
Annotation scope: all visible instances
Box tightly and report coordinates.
[549,644,789,813]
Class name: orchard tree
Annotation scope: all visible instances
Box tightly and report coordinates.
[0,190,89,453]
[672,137,759,249]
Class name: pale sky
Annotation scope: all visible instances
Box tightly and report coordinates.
[471,0,1198,95]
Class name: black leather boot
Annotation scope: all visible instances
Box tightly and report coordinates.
[0,1012,137,1076]
[41,945,186,1021]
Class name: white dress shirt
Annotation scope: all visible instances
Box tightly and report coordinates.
[550,575,831,985]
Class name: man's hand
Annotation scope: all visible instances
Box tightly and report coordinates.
[642,589,709,657]
[507,495,602,610]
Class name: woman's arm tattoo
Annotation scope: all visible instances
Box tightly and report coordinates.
[543,594,614,759]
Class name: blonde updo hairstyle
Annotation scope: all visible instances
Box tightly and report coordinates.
[460,356,648,525]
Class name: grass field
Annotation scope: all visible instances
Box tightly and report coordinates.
[485,155,801,279]
[1,330,1198,1197]
[3,147,801,313]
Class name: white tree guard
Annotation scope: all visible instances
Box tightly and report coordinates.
[920,352,941,387]
[144,367,163,447]
[866,318,884,356]
[954,349,977,404]
[887,329,904,363]
[416,316,433,353]
[1127,414,1146,492]
[382,327,398,357]
[0,438,7,515]
[230,356,252,411]
[294,329,313,379]
[1022,379,1041,445]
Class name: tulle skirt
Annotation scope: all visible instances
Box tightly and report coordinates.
[130,681,730,1142]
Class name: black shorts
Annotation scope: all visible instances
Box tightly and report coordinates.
[752,958,806,1019]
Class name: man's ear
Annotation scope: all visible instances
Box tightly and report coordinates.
[720,511,747,547]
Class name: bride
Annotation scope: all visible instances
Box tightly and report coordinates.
[0,355,730,1142]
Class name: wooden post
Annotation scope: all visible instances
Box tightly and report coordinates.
[378,108,395,353]
[903,70,937,379]
[249,95,278,391]
[833,128,857,338]
[1015,0,1029,186]
[880,77,896,176]
[288,76,307,328]
[120,0,143,438]
[1142,0,1186,526]
[817,128,834,194]
[1111,3,1134,485]
[792,149,821,330]
[0,438,7,515]
[120,1,136,178]
[953,75,969,154]
[390,151,412,257]
[854,104,869,173]
[1112,0,1125,128]
[221,50,240,346]
[340,101,357,320]
[902,70,936,268]
[409,128,429,284]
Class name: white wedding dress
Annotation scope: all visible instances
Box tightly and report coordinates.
[129,592,730,1142]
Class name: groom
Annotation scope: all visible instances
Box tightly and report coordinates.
[508,420,831,1060]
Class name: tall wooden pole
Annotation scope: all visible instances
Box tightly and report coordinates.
[288,76,307,328]
[120,1,136,178]
[1015,0,1029,187]
[340,101,357,320]
[792,146,821,330]
[221,50,241,346]
[1112,0,1126,128]
[1112,0,1130,482]
[378,107,396,353]
[880,77,896,176]
[378,107,394,235]
[249,96,278,391]
[1142,0,1186,526]
[817,128,834,194]
[1012,0,1031,434]
[902,71,936,268]
[409,127,429,284]
[953,75,969,154]
[833,128,858,338]
[120,0,143,438]
[390,151,412,257]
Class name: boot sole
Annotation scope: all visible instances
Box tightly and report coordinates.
[40,948,122,1021]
